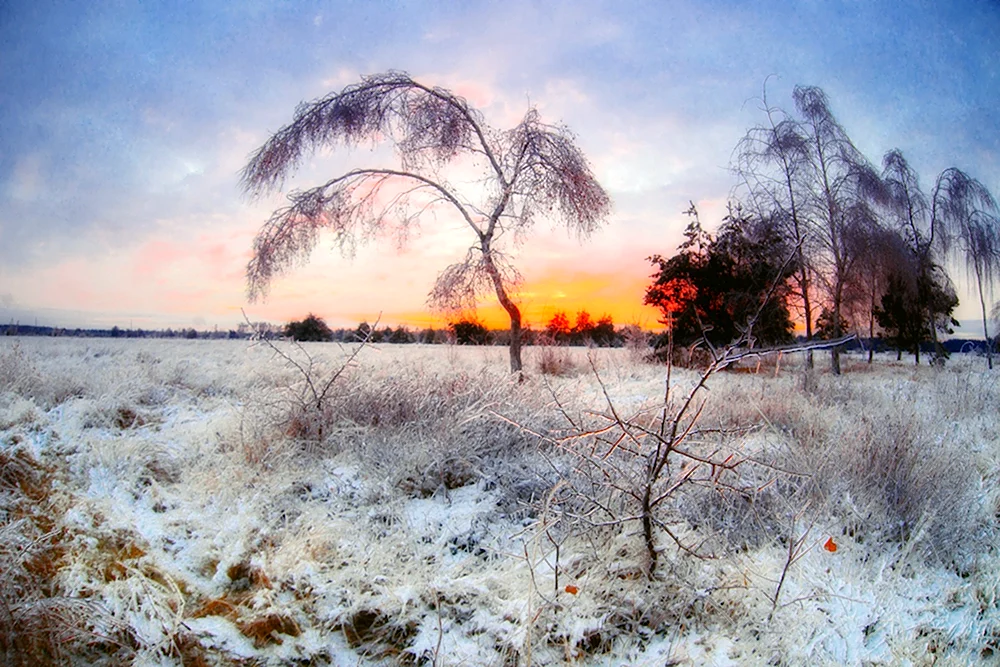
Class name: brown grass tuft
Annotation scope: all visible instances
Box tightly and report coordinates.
[192,597,239,620]
[113,406,146,429]
[239,613,301,647]
[341,608,419,658]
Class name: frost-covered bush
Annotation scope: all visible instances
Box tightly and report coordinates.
[682,363,997,568]
[0,342,43,400]
[534,343,580,377]
[238,339,555,500]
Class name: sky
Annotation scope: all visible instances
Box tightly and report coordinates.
[1,0,998,334]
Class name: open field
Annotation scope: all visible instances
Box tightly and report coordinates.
[1,337,998,665]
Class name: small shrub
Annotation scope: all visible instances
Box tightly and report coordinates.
[449,318,491,345]
[619,324,651,364]
[0,343,42,399]
[536,344,578,376]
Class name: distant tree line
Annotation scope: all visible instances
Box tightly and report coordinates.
[645,83,1000,370]
[6,312,636,346]
[280,311,636,347]
[5,317,990,358]
[1,323,249,339]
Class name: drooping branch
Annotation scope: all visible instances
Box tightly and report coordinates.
[247,168,482,300]
[934,168,998,258]
[240,72,501,198]
[427,248,522,314]
[500,111,611,238]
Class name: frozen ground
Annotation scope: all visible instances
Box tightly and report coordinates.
[1,337,998,665]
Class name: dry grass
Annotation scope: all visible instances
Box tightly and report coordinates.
[0,339,997,664]
[534,344,580,377]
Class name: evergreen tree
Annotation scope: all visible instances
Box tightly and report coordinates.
[874,267,958,363]
[815,308,849,340]
[645,203,796,350]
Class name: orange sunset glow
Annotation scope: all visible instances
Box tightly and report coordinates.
[474,271,662,331]
[387,269,663,331]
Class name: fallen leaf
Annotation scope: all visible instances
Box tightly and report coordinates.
[824,537,837,553]
[565,584,579,595]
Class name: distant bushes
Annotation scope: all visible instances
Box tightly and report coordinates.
[449,318,490,345]
[283,314,334,342]
[275,313,641,347]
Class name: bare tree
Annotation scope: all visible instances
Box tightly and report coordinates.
[239,72,611,374]
[879,149,954,361]
[934,168,1000,368]
[733,80,817,366]
[842,221,908,363]
[793,85,885,375]
[736,84,891,375]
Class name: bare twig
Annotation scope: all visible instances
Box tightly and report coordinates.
[242,308,379,442]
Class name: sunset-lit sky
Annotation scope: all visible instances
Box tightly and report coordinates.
[2,1,998,334]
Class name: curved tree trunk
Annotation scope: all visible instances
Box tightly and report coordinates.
[977,275,994,370]
[483,254,523,374]
[507,307,524,375]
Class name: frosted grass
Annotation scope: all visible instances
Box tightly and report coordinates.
[0,337,997,664]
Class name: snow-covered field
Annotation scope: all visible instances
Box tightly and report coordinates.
[1,337,998,665]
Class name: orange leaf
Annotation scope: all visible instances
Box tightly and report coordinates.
[564,584,579,595]
[824,537,837,553]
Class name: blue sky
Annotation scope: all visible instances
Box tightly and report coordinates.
[1,0,997,332]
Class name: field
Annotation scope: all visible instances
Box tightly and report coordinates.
[1,337,998,665]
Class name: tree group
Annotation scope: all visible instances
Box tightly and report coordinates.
[542,310,617,346]
[645,202,796,350]
[646,82,998,371]
[243,74,998,373]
